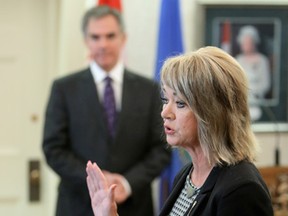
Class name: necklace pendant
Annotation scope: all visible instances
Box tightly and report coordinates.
[187,185,196,198]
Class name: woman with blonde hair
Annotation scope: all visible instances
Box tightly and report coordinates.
[86,46,273,216]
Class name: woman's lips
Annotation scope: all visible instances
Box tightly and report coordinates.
[164,125,175,135]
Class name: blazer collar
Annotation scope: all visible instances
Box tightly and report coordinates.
[80,68,108,134]
[187,165,222,215]
[84,68,137,141]
[159,163,222,216]
[159,164,192,216]
[90,61,124,86]
[78,68,139,142]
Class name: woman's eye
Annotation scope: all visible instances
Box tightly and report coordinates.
[160,97,168,104]
[176,101,186,108]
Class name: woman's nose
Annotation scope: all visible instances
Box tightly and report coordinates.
[161,103,175,120]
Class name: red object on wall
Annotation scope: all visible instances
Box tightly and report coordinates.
[98,0,122,12]
[221,20,231,54]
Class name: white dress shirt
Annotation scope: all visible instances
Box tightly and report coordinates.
[90,60,124,111]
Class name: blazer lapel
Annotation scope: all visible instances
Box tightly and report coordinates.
[159,165,192,216]
[158,164,222,216]
[114,70,139,139]
[187,166,221,216]
[80,68,108,136]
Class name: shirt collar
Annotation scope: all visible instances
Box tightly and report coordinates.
[90,61,124,84]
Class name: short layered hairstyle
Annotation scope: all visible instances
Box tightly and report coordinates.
[161,46,258,166]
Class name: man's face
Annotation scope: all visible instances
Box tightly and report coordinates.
[84,15,126,72]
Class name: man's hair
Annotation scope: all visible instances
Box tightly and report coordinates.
[161,46,258,166]
[81,5,125,35]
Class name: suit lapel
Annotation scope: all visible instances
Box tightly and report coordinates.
[80,69,139,142]
[80,68,108,135]
[114,70,138,139]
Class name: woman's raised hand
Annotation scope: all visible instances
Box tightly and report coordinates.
[86,161,118,216]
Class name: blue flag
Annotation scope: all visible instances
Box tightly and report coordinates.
[154,0,186,211]
[154,0,184,81]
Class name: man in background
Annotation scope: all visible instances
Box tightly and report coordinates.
[42,5,170,216]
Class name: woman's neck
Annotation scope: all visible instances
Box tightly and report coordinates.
[191,161,213,188]
[186,146,214,188]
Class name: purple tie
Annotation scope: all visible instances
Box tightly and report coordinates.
[103,76,116,137]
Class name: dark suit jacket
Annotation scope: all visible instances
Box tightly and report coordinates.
[159,160,273,216]
[43,68,170,216]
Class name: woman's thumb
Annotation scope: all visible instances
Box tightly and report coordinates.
[109,184,117,200]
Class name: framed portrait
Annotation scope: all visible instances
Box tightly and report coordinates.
[205,7,288,131]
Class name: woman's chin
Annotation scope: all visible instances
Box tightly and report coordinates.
[166,138,181,147]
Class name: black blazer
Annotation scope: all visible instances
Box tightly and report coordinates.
[160,160,273,216]
[43,68,170,216]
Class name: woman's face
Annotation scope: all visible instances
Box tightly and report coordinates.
[161,85,199,148]
[240,35,256,54]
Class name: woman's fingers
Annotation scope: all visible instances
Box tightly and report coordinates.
[93,162,109,190]
[86,161,109,191]
[87,162,100,190]
[86,161,99,191]
[87,161,101,190]
[86,161,118,216]
[86,176,95,197]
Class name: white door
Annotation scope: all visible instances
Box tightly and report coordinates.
[0,0,57,215]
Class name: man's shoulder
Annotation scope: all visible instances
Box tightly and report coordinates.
[54,68,91,85]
